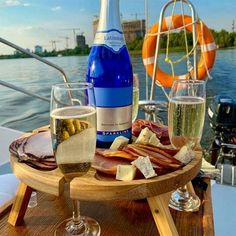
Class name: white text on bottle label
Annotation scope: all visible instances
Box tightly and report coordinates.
[94,29,125,53]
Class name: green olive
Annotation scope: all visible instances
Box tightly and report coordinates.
[67,123,75,135]
[61,130,70,141]
[73,120,81,133]
[80,121,87,130]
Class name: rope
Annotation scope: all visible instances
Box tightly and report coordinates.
[145,19,198,37]
[164,1,200,81]
[165,0,177,79]
[180,0,192,76]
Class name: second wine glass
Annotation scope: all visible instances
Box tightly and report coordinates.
[168,79,206,212]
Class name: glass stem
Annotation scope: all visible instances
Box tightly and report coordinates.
[66,199,85,235]
[72,200,82,226]
[178,185,190,199]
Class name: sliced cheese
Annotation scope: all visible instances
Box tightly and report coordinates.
[174,146,195,165]
[116,165,137,181]
[56,127,96,164]
[110,136,129,150]
[131,156,157,179]
[201,158,216,170]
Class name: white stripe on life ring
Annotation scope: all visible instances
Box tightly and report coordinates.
[201,42,217,52]
[143,56,155,65]
[165,16,174,30]
[178,75,187,80]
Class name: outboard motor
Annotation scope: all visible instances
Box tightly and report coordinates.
[208,95,236,185]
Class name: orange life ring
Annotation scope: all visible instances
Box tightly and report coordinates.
[142,14,217,88]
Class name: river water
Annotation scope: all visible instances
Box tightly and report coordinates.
[0,49,235,148]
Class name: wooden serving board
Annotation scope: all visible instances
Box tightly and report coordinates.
[10,151,202,201]
[70,151,202,201]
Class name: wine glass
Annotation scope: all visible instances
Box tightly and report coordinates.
[132,73,140,123]
[50,82,101,235]
[168,79,206,212]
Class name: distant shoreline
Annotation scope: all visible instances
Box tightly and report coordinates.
[0,46,235,60]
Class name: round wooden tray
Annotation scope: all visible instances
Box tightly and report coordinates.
[10,150,202,201]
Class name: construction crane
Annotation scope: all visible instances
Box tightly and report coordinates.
[59,36,70,49]
[61,28,80,47]
[41,44,51,51]
[131,13,144,20]
[49,40,60,51]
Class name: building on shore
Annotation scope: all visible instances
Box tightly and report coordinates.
[122,19,145,43]
[76,34,86,48]
[34,45,43,54]
[92,18,146,43]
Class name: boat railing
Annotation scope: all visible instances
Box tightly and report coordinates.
[0,37,70,103]
[139,0,198,123]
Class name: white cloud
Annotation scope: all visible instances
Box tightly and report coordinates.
[5,0,21,6]
[51,6,61,11]
[2,0,30,7]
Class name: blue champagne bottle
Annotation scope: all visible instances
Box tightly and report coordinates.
[86,0,133,148]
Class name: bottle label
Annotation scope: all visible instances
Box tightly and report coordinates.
[94,86,132,142]
[96,106,132,142]
[94,29,125,53]
[97,105,132,131]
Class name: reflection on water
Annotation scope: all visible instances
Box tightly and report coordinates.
[0,49,236,148]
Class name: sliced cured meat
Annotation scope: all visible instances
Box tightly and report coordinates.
[96,149,136,161]
[124,144,183,170]
[9,136,25,156]
[92,153,176,178]
[9,131,56,171]
[133,144,179,161]
[132,119,170,144]
[23,131,54,159]
[92,154,130,175]
[26,160,57,170]
[16,137,29,161]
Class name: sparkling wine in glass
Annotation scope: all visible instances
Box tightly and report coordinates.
[132,73,140,123]
[50,82,100,235]
[168,79,206,212]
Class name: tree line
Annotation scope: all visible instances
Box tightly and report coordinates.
[127,29,236,51]
[0,45,90,59]
[0,28,236,59]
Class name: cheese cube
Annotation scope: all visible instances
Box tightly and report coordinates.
[116,165,137,181]
[110,136,129,150]
[149,133,160,146]
[131,156,157,179]
[135,127,153,145]
[174,146,195,164]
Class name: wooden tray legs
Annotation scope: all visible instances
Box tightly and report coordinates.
[147,191,179,236]
[8,182,33,226]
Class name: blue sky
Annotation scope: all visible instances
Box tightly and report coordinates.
[0,0,235,54]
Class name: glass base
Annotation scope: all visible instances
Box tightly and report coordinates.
[54,216,101,236]
[169,188,201,212]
